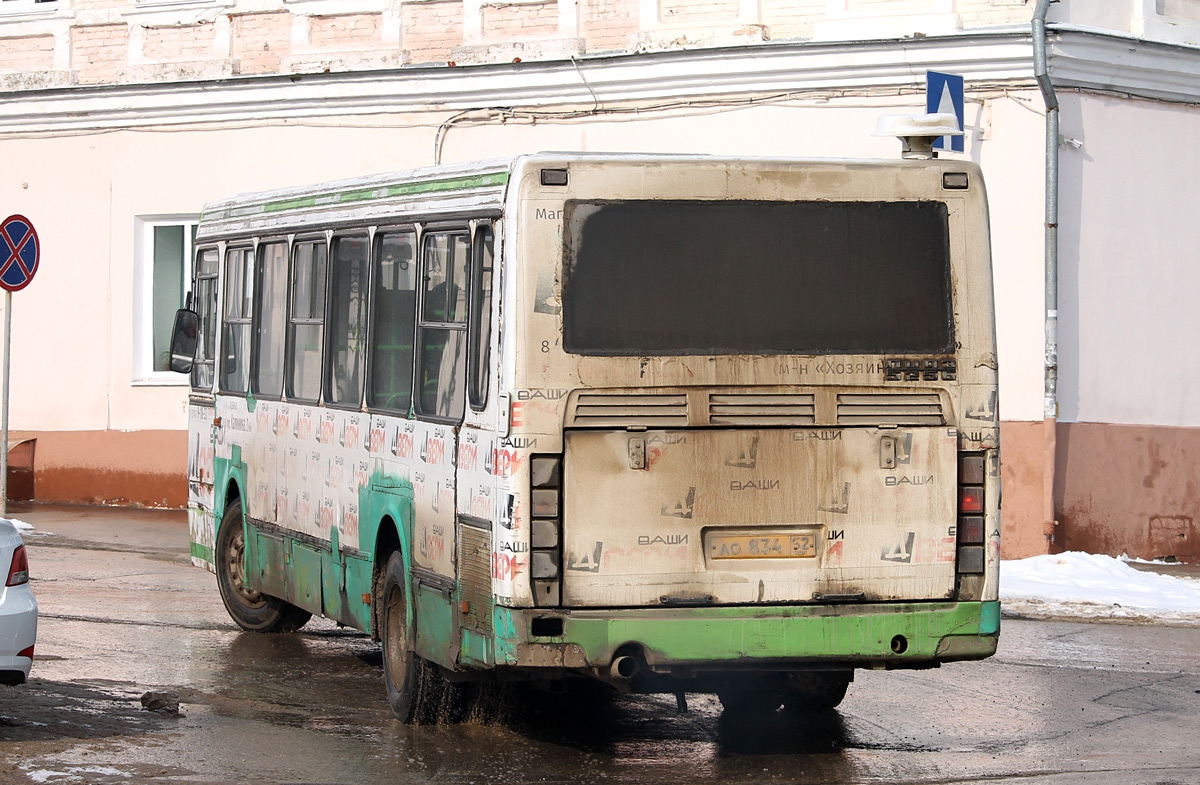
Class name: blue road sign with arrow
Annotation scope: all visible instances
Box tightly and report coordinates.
[926,71,964,153]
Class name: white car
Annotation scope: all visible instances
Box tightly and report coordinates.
[0,519,37,685]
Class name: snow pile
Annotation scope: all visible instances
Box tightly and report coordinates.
[1000,551,1200,624]
[9,519,33,532]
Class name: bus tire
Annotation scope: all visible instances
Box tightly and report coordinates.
[717,678,784,715]
[784,672,851,712]
[380,551,443,724]
[215,502,311,633]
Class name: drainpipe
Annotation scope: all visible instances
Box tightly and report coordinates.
[1033,0,1059,550]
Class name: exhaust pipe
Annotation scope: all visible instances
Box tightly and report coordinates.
[610,655,639,679]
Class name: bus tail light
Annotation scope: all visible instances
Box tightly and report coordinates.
[959,487,984,514]
[956,453,986,581]
[530,455,562,607]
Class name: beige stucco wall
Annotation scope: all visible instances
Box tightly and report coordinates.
[1057,92,1200,429]
[1,0,1197,563]
[0,93,1049,523]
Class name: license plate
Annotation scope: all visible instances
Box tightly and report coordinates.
[708,531,818,560]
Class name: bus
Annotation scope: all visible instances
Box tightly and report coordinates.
[172,151,1001,722]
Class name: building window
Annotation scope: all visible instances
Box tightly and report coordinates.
[133,216,198,384]
[0,0,57,14]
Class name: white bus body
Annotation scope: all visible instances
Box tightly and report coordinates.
[181,153,1000,721]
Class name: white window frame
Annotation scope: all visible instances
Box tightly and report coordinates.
[133,214,198,386]
[0,0,57,16]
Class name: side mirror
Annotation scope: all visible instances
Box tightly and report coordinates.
[168,308,199,374]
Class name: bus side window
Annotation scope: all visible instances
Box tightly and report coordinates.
[221,247,254,394]
[416,231,469,421]
[192,248,219,391]
[468,224,494,410]
[327,234,370,407]
[368,231,417,413]
[254,241,288,399]
[288,239,327,402]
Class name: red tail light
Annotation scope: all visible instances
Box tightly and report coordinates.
[6,544,29,586]
[18,645,33,660]
[958,487,984,514]
[957,453,988,580]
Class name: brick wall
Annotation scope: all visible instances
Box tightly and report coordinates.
[73,0,129,11]
[402,1,464,65]
[0,35,56,72]
[15,1,1040,87]
[959,1,1035,29]
[310,13,383,49]
[658,0,741,25]
[845,0,909,12]
[70,24,129,85]
[481,2,560,38]
[232,11,293,74]
[144,23,217,61]
[580,0,638,51]
[761,0,825,40]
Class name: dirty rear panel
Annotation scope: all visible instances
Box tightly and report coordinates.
[561,426,958,607]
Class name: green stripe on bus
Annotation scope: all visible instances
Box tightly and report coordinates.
[496,601,998,665]
[979,599,1001,635]
[191,542,214,563]
[257,171,510,214]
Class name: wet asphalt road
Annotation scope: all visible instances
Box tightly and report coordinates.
[2,504,1199,785]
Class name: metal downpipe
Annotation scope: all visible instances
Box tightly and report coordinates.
[1033,0,1060,547]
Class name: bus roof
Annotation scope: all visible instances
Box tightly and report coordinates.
[196,157,515,241]
[195,152,977,241]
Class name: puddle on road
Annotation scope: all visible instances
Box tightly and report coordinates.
[10,617,900,785]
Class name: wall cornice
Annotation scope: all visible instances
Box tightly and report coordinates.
[1047,25,1200,104]
[0,32,1033,134]
[2,27,1199,135]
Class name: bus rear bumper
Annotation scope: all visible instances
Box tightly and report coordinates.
[497,600,1000,676]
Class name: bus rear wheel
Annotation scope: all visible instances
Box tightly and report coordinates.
[784,672,851,712]
[215,502,311,633]
[717,676,784,715]
[379,551,456,724]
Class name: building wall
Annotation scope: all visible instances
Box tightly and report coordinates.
[0,0,1196,564]
[0,0,1042,84]
[0,92,1046,521]
[1053,91,1200,560]
[971,93,1055,558]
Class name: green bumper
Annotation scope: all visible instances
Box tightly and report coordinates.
[495,601,1000,670]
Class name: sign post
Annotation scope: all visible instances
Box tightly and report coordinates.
[0,215,41,518]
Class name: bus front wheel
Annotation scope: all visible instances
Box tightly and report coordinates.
[215,502,311,633]
[380,551,447,724]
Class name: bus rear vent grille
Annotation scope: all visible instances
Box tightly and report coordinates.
[708,393,816,425]
[836,393,945,426]
[457,523,493,637]
[571,394,688,428]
